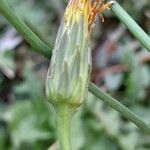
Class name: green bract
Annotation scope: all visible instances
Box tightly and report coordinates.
[46,16,91,110]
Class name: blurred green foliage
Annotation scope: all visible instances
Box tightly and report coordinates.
[0,0,150,149]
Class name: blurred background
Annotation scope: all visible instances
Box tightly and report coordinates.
[0,0,150,149]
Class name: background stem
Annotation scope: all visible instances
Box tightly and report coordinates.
[111,1,150,51]
[89,82,150,135]
[0,0,51,58]
[57,104,72,150]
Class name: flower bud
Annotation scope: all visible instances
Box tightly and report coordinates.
[46,0,114,110]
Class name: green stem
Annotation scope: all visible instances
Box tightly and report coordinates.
[89,82,150,135]
[57,104,72,150]
[0,0,51,58]
[111,1,150,51]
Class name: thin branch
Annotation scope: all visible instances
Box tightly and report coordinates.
[89,82,150,135]
[111,1,150,51]
[0,0,51,58]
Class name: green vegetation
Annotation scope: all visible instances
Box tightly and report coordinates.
[0,0,150,149]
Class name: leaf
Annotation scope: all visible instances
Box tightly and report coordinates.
[3,100,56,149]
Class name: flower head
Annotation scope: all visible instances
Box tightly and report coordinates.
[65,0,114,32]
[46,0,114,111]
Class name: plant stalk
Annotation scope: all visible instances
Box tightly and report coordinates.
[111,1,150,51]
[57,104,73,150]
[0,0,51,58]
[89,82,150,135]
